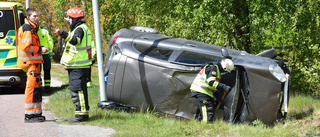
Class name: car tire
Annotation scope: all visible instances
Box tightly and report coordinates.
[129,26,158,34]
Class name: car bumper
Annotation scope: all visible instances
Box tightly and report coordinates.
[0,76,21,83]
[0,70,26,87]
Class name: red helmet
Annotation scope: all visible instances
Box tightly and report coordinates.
[66,7,85,18]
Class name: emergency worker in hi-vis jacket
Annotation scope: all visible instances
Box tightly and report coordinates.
[190,59,234,123]
[18,7,49,123]
[54,7,92,123]
[37,27,53,92]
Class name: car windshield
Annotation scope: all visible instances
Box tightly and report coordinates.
[0,10,15,39]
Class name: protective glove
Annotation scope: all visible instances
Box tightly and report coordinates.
[48,52,53,57]
[214,83,231,102]
[222,84,231,93]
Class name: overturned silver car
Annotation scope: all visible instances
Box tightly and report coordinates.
[101,26,290,125]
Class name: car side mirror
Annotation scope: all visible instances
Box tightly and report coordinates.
[221,47,232,59]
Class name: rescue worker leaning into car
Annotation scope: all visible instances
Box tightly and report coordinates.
[190,59,234,123]
[18,7,49,123]
[54,7,92,123]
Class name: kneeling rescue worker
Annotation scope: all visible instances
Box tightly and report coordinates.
[54,7,92,122]
[18,7,49,122]
[190,58,234,123]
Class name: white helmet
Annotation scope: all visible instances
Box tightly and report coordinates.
[221,59,234,73]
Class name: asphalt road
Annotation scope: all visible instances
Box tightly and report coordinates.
[0,77,116,137]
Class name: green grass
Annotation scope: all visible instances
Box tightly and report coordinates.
[50,63,69,83]
[46,64,320,136]
[287,94,320,120]
[50,63,100,86]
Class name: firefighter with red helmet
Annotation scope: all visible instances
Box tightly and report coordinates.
[190,59,234,123]
[18,7,49,122]
[54,7,93,122]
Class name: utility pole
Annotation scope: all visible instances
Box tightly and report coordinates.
[92,0,106,102]
[92,0,129,111]
[26,0,30,9]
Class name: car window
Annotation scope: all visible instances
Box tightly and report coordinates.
[175,51,222,64]
[0,10,15,39]
[18,10,24,26]
[134,44,173,61]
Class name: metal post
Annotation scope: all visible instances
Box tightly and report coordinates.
[284,74,290,116]
[26,0,30,9]
[92,0,106,101]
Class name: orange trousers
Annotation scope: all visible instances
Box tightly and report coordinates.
[25,63,42,115]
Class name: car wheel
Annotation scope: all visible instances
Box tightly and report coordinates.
[129,26,158,34]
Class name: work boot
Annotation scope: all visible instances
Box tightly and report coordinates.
[24,115,46,123]
[68,115,89,123]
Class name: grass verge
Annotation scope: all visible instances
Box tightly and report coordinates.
[46,64,320,136]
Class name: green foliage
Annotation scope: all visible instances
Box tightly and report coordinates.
[100,0,320,96]
[52,0,67,24]
[252,119,267,128]
[45,0,320,96]
[305,130,320,136]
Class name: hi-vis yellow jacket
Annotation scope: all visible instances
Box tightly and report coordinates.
[60,24,92,68]
[37,27,53,54]
[190,64,221,98]
[17,18,43,68]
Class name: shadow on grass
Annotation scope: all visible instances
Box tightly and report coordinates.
[0,83,70,95]
[89,111,130,121]
[288,107,314,120]
[43,84,69,96]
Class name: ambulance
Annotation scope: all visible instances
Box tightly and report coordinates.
[0,2,26,89]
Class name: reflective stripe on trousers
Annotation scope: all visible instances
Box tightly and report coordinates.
[75,90,89,115]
